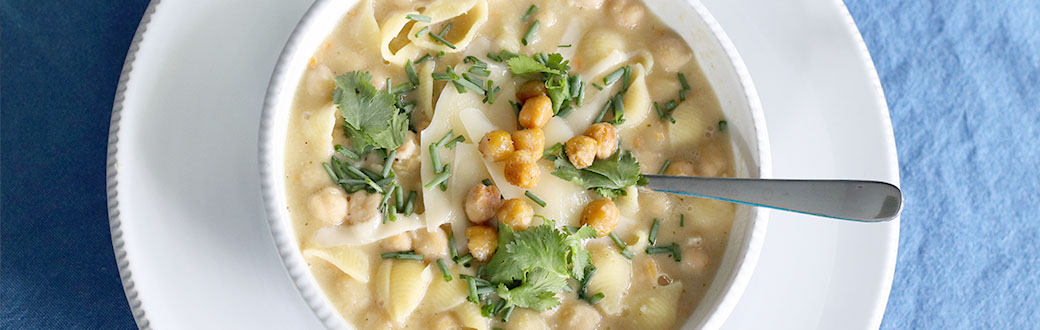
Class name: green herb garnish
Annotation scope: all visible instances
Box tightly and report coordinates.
[522,20,540,46]
[380,251,424,260]
[437,259,453,282]
[524,191,546,207]
[550,150,648,199]
[522,5,538,21]
[719,120,728,132]
[332,71,410,151]
[658,159,672,175]
[405,14,431,22]
[649,219,661,245]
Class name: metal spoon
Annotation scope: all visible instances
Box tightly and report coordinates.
[643,175,902,222]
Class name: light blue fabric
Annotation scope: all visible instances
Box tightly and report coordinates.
[845,0,1040,328]
[1,0,1037,328]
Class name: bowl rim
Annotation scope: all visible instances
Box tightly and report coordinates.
[257,0,772,329]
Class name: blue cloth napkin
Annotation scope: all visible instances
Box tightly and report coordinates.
[1,0,1037,329]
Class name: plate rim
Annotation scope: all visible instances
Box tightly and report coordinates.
[104,0,900,329]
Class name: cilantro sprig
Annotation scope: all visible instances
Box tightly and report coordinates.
[548,149,648,199]
[506,52,585,116]
[332,71,410,151]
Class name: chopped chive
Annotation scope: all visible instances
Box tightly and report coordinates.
[671,243,682,262]
[436,130,455,147]
[405,60,419,85]
[608,232,627,249]
[429,144,443,173]
[664,100,678,111]
[556,100,573,117]
[719,120,728,132]
[424,171,451,190]
[484,82,500,104]
[456,253,474,267]
[334,144,360,160]
[611,93,625,124]
[447,225,459,260]
[430,31,457,49]
[649,219,661,245]
[522,5,538,21]
[487,52,502,62]
[558,44,572,48]
[437,50,446,57]
[342,165,367,181]
[680,214,686,227]
[469,66,490,77]
[364,177,384,193]
[587,292,605,305]
[415,53,433,64]
[380,251,424,260]
[391,82,415,94]
[482,178,494,186]
[621,65,632,91]
[445,135,466,148]
[481,303,495,317]
[322,162,339,181]
[382,150,397,177]
[510,100,522,117]
[563,284,574,292]
[436,259,452,282]
[385,77,392,92]
[462,73,485,91]
[522,20,540,46]
[536,52,549,65]
[492,299,507,314]
[406,14,431,22]
[500,305,515,322]
[404,191,417,215]
[455,74,485,94]
[465,275,479,303]
[646,245,673,255]
[679,88,687,102]
[498,50,520,60]
[603,68,625,86]
[387,205,398,222]
[524,191,547,207]
[658,160,672,175]
[594,98,612,123]
[415,26,429,38]
[569,75,582,96]
[620,249,635,259]
[394,184,404,207]
[678,72,691,90]
[591,83,603,90]
[576,81,586,106]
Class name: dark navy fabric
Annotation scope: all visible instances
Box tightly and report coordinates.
[1,0,1037,329]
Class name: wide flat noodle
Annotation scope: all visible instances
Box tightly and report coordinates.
[407,0,488,53]
[311,213,424,247]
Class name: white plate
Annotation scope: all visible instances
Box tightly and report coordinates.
[107,0,898,329]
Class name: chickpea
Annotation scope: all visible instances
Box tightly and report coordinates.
[584,123,618,159]
[664,159,696,176]
[464,184,503,224]
[653,35,693,73]
[516,80,548,102]
[504,150,540,188]
[466,225,498,261]
[347,191,381,224]
[682,247,711,274]
[380,232,412,252]
[580,198,620,237]
[696,143,728,177]
[565,135,598,169]
[497,198,534,230]
[478,130,515,162]
[512,128,545,155]
[518,95,553,129]
[413,227,449,260]
[610,0,645,29]
[308,186,348,225]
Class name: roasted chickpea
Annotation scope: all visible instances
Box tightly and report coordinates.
[478,130,515,162]
[580,198,620,237]
[565,135,598,169]
[664,159,696,176]
[584,123,618,159]
[504,150,540,188]
[497,198,534,230]
[512,128,545,155]
[464,184,503,224]
[466,225,498,261]
[413,227,449,260]
[518,95,553,129]
[516,80,548,102]
[380,232,412,252]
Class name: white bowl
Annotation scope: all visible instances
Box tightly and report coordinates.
[259,0,771,329]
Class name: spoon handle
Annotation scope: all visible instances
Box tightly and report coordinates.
[643,175,902,222]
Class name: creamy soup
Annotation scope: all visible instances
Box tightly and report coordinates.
[285,0,736,329]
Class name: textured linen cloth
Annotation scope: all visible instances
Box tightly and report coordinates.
[1,0,1037,329]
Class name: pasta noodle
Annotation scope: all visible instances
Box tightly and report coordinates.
[379,11,424,65]
[302,246,371,283]
[386,260,434,325]
[587,243,633,315]
[625,281,684,330]
[454,302,490,330]
[616,63,651,130]
[407,0,488,53]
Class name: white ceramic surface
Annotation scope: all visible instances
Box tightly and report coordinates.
[106,0,898,329]
[257,0,770,329]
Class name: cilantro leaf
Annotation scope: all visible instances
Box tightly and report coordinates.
[495,268,568,311]
[507,55,561,76]
[482,222,598,311]
[332,71,409,151]
[552,150,648,199]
